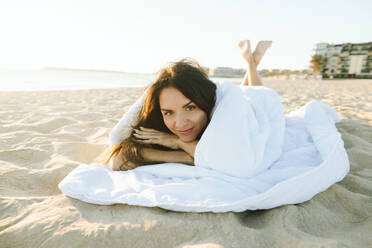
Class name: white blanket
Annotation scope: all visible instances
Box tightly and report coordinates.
[58,81,350,212]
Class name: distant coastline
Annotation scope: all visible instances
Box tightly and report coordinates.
[40,66,312,79]
[41,67,155,75]
[1,66,316,80]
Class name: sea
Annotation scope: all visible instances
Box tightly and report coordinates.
[0,68,242,91]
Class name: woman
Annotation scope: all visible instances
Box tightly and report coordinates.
[102,40,272,171]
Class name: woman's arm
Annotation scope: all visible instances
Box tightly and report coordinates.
[110,147,194,171]
[133,127,198,158]
[132,127,198,158]
[141,148,194,165]
[176,140,198,158]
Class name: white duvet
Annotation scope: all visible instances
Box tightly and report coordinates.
[58,81,350,213]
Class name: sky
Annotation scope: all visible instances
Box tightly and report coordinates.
[0,0,371,73]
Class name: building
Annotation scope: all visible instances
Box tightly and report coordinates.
[313,42,372,79]
[208,67,245,78]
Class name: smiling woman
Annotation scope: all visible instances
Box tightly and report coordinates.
[101,40,271,171]
[101,58,217,170]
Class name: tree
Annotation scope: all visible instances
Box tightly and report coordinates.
[310,55,326,73]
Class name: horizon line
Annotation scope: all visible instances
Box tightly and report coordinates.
[0,65,311,74]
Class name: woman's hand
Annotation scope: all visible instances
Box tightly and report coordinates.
[133,127,180,150]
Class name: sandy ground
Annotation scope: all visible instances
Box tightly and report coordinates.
[0,79,371,248]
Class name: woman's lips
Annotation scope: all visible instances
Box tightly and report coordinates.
[178,128,193,135]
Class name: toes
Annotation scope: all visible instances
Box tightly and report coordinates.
[254,40,272,54]
[238,40,251,51]
[238,40,246,49]
[252,40,272,66]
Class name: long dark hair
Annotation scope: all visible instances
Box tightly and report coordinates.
[100,58,217,170]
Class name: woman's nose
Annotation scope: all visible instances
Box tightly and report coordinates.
[174,113,188,129]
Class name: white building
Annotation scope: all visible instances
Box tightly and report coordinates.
[314,42,372,79]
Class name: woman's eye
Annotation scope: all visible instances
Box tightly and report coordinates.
[163,111,172,116]
[186,106,196,111]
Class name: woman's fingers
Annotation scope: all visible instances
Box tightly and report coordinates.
[134,128,158,135]
[133,128,160,144]
[133,127,179,149]
[139,126,159,133]
[133,131,159,140]
[134,128,163,138]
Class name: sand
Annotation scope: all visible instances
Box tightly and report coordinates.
[0,79,371,248]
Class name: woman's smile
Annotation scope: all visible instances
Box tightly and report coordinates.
[177,127,193,135]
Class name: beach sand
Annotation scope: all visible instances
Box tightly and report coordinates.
[0,79,371,248]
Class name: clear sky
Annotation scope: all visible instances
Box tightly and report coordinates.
[0,0,371,73]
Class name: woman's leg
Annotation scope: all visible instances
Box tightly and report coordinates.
[238,40,272,86]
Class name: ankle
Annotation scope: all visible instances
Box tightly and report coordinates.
[245,56,257,67]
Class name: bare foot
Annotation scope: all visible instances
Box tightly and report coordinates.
[253,40,272,66]
[238,40,255,64]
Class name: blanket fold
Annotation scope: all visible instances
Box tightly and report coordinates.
[58,81,349,212]
[195,82,285,178]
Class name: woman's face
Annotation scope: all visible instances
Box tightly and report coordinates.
[159,87,208,142]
